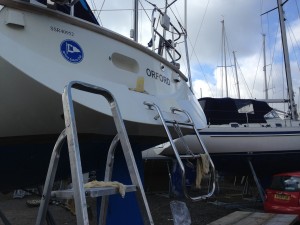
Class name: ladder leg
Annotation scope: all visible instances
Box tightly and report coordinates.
[35,130,67,225]
[110,104,154,225]
[98,135,120,225]
[63,87,90,225]
[46,210,57,225]
[121,144,154,225]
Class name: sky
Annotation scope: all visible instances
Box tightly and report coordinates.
[87,0,300,113]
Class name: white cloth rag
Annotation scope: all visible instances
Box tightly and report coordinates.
[84,180,126,198]
[195,154,210,189]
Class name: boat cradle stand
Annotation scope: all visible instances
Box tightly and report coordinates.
[35,81,154,225]
[247,158,266,203]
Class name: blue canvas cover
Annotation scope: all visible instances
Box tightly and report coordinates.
[198,97,273,125]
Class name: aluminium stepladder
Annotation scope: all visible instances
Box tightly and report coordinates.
[144,102,216,202]
[35,81,154,225]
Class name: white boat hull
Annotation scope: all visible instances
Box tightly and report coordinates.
[146,126,300,176]
[199,127,300,154]
[0,2,206,140]
[152,126,300,155]
[0,1,207,191]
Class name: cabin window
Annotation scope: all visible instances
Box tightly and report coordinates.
[237,103,254,114]
[230,123,239,128]
[265,110,280,119]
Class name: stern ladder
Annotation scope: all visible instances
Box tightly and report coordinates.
[144,101,216,201]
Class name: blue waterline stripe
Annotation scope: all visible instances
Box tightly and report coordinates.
[198,130,300,136]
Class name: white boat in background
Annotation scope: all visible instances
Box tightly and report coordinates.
[0,0,207,191]
[198,97,300,153]
[146,97,300,176]
[144,0,300,178]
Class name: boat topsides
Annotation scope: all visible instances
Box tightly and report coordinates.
[0,0,207,138]
[0,0,187,81]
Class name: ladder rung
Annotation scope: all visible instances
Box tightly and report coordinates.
[51,185,137,199]
[165,120,194,127]
[178,154,202,159]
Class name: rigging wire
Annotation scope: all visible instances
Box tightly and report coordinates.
[295,0,300,19]
[267,13,272,72]
[223,27,238,98]
[88,0,101,25]
[236,59,253,99]
[193,55,215,97]
[97,0,106,26]
[268,24,280,98]
[91,8,157,12]
[168,1,214,97]
[220,20,224,98]
[189,0,211,60]
[170,0,215,97]
[138,0,142,41]
[286,23,300,72]
[184,0,214,97]
[260,2,284,101]
[281,59,287,112]
[218,19,241,98]
[139,1,152,22]
[251,42,263,96]
[260,0,265,33]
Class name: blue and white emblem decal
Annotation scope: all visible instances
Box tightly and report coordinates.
[60,39,84,63]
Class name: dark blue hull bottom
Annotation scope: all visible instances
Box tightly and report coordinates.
[0,134,165,192]
[211,150,300,177]
[0,134,165,225]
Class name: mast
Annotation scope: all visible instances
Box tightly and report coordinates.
[277,0,298,120]
[133,0,138,42]
[221,20,228,97]
[233,51,241,99]
[299,87,300,115]
[263,34,268,100]
[184,0,194,93]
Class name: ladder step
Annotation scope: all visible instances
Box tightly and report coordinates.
[51,185,137,199]
[165,120,194,127]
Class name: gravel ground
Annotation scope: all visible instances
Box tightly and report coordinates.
[0,181,264,225]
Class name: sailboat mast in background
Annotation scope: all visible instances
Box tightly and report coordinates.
[221,20,229,97]
[184,0,194,93]
[232,51,241,99]
[277,0,298,120]
[133,0,138,42]
[263,34,268,100]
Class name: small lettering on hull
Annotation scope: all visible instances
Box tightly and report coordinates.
[50,26,74,36]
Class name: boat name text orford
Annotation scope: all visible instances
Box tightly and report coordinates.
[146,68,170,85]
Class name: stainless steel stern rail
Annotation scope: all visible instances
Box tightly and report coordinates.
[144,101,216,201]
